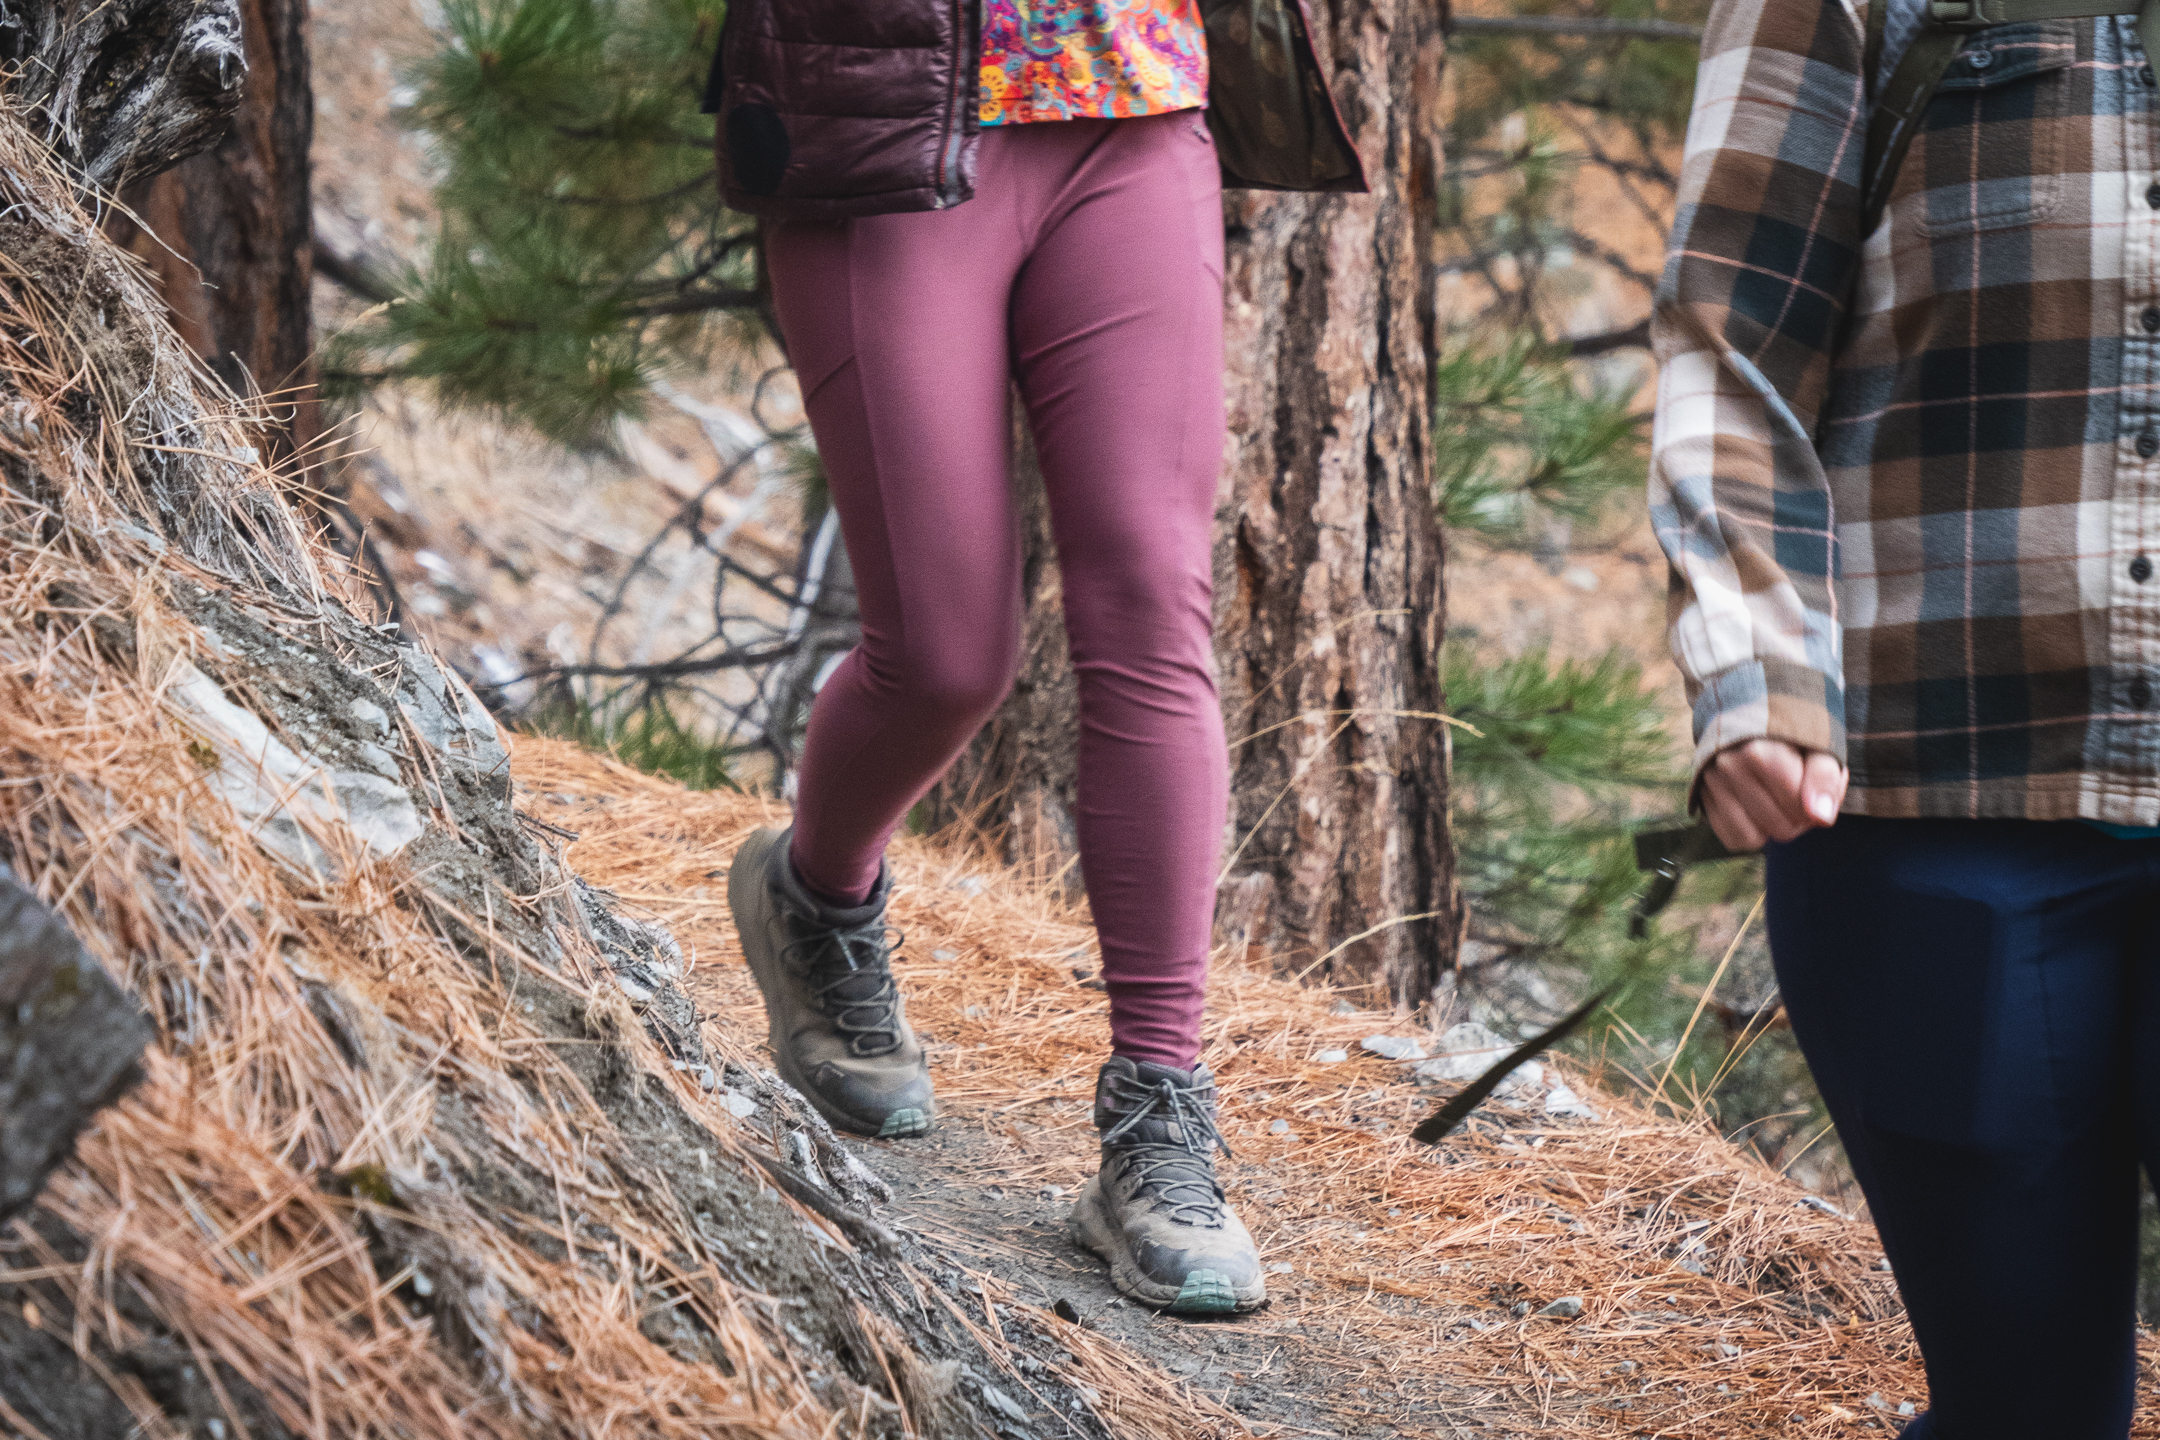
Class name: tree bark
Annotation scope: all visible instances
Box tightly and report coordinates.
[924,1,1460,1003]
[111,0,317,469]
[2,0,246,191]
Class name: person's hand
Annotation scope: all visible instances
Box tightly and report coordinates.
[1699,739,1847,851]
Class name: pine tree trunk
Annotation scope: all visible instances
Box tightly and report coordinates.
[110,0,317,468]
[923,1,1460,1004]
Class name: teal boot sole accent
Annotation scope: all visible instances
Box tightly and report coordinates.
[877,1108,931,1138]
[1169,1271,1239,1314]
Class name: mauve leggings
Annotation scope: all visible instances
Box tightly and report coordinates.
[765,112,1228,1069]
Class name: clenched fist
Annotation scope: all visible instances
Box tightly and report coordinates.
[1700,739,1847,852]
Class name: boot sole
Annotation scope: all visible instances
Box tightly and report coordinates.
[729,830,934,1142]
[1068,1179,1267,1315]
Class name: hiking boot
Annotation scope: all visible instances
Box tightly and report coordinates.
[1068,1057,1265,1314]
[728,826,934,1139]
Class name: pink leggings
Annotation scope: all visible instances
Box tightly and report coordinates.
[766,112,1228,1069]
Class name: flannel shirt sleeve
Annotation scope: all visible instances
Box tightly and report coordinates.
[1648,0,1866,790]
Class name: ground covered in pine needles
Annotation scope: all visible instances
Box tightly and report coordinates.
[0,101,1221,1440]
[518,737,2160,1438]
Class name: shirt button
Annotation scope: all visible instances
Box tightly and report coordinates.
[2133,678,2153,709]
[2146,182,2160,209]
[2146,64,2157,85]
[2134,555,2154,582]
[2139,429,2158,457]
[1967,47,1994,69]
[2142,307,2160,332]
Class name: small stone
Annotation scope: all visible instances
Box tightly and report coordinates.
[1039,1185,1066,1201]
[1314,1049,1349,1063]
[1268,1261,1293,1274]
[1331,999,1358,1015]
[1361,1034,1428,1061]
[721,1089,757,1119]
[932,948,957,961]
[1511,1301,1531,1317]
[1412,1022,1543,1098]
[1867,1393,1887,1411]
[1719,1343,1742,1359]
[1387,1207,1401,1218]
[1898,1402,1917,1417]
[1716,1384,1730,1395]
[1268,1118,1292,1135]
[1535,1297,1583,1319]
[964,1005,986,1018]
[1544,1081,1598,1120]
[980,1384,1031,1425]
[1563,565,1601,593]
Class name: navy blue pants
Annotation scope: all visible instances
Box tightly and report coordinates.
[1767,817,2160,1438]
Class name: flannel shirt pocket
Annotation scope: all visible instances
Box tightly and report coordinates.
[1910,20,2076,237]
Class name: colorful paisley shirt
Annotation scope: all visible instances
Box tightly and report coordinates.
[978,0,1209,126]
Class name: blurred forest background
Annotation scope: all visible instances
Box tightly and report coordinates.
[161,0,1841,1203]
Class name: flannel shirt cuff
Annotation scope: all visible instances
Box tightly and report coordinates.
[1686,657,1848,803]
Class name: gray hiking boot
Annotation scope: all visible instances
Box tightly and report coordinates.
[1069,1057,1265,1314]
[727,826,934,1139]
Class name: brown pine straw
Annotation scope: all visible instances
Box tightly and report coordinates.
[515,741,2160,1438]
[0,107,1246,1440]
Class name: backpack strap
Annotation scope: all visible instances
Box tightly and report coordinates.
[1861,0,2150,236]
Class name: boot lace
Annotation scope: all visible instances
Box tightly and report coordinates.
[780,917,904,1058]
[1101,1074,1236,1228]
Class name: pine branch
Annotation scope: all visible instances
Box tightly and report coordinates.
[1561,229,1661,291]
[1566,319,1650,356]
[312,235,398,305]
[624,287,764,318]
[1449,15,1702,41]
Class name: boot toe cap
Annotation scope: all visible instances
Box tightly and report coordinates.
[808,1060,937,1138]
[1133,1236,1260,1291]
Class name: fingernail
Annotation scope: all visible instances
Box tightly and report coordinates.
[1809,794,1837,823]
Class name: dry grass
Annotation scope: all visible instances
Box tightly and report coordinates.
[0,111,863,1432]
[0,105,1241,1440]
[516,739,2160,1438]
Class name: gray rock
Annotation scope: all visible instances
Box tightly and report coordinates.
[0,877,152,1222]
[1535,1296,1584,1319]
[1413,1022,1544,1098]
[1361,1034,1428,1061]
[1544,1080,1598,1119]
[980,1384,1031,1425]
[1314,1048,1348,1063]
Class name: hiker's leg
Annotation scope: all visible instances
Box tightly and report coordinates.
[763,170,1030,908]
[1008,112,1227,1069]
[1766,817,2145,1438]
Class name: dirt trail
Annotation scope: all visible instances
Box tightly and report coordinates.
[853,1123,1437,1439]
[516,736,2068,1439]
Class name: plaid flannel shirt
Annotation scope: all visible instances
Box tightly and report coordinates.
[1650,0,2160,820]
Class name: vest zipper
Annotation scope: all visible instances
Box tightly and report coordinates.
[935,0,967,207]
